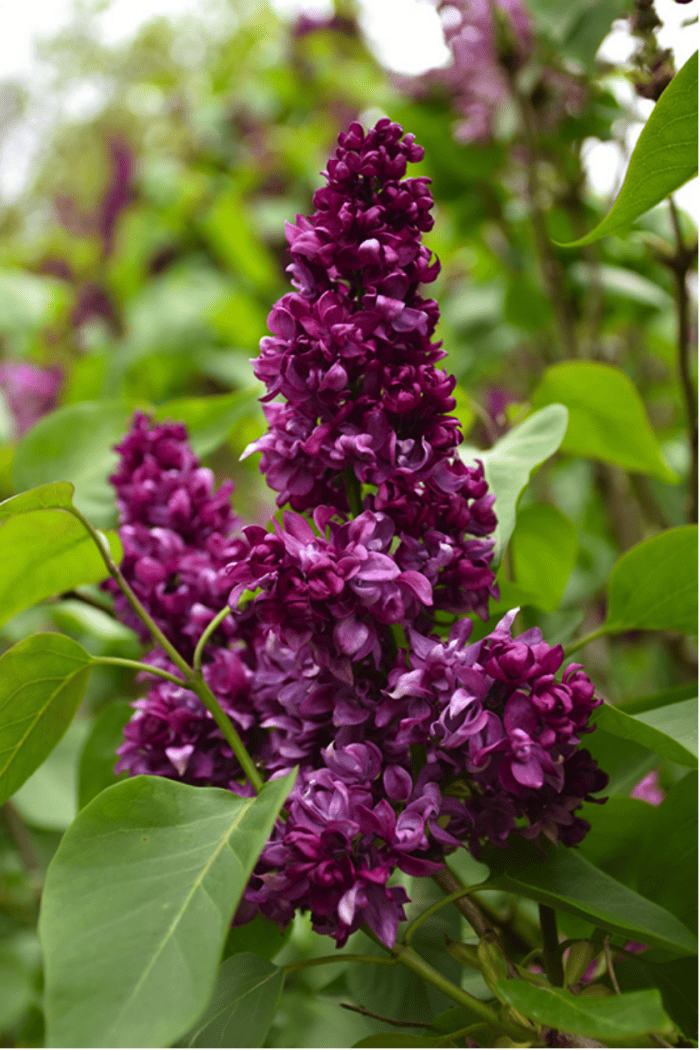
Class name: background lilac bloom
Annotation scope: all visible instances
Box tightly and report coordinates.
[0,362,62,438]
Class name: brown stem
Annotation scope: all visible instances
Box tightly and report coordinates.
[339,1003,430,1028]
[1,801,41,878]
[433,868,518,978]
[603,934,621,995]
[668,197,698,524]
[509,77,579,360]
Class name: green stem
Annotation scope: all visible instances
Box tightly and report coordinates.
[193,606,232,673]
[539,905,564,987]
[563,623,614,657]
[90,656,188,688]
[345,468,363,518]
[192,672,264,792]
[283,953,397,976]
[392,943,530,1041]
[70,506,263,794]
[403,882,491,946]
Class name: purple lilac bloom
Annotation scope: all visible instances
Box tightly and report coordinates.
[243,118,497,619]
[107,122,608,950]
[413,0,533,144]
[0,362,62,438]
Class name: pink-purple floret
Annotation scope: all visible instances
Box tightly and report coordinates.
[106,120,607,950]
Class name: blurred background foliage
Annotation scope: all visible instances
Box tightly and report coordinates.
[0,0,696,1044]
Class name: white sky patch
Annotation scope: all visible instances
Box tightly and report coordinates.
[0,0,696,216]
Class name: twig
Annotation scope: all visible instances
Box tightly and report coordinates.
[1,801,41,877]
[433,868,519,978]
[508,74,579,360]
[339,1003,430,1028]
[668,197,698,524]
[603,934,621,996]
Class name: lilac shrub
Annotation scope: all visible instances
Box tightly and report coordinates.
[108,120,607,949]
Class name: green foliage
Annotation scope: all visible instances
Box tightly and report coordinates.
[494,981,672,1041]
[0,634,92,806]
[40,771,295,1048]
[595,699,697,768]
[484,837,698,955]
[510,503,577,610]
[532,362,677,482]
[181,953,284,1048]
[605,525,698,634]
[562,52,698,245]
[461,405,569,562]
[0,507,120,628]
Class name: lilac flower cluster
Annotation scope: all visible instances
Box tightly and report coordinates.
[244,117,497,620]
[109,121,607,949]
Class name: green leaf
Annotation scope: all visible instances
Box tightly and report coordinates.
[460,405,568,562]
[0,481,75,519]
[222,912,293,963]
[153,388,264,458]
[77,701,132,810]
[557,51,698,245]
[12,718,91,831]
[510,504,577,611]
[353,1038,435,1048]
[182,953,284,1048]
[0,942,35,1029]
[12,402,134,527]
[493,981,672,1040]
[637,772,698,932]
[41,770,295,1048]
[584,727,661,797]
[605,526,697,634]
[0,509,121,627]
[531,362,677,482]
[595,700,697,769]
[617,681,697,716]
[617,954,698,1041]
[484,837,697,955]
[201,187,279,292]
[0,634,93,806]
[576,797,651,887]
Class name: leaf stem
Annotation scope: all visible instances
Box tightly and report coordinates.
[283,953,397,976]
[539,905,564,987]
[90,656,188,687]
[193,606,232,673]
[339,1002,429,1027]
[69,505,263,793]
[563,623,614,657]
[403,881,491,946]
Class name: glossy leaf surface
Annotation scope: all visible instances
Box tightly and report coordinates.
[494,981,671,1039]
[0,509,121,628]
[532,361,677,481]
[41,771,295,1048]
[557,51,698,245]
[484,838,697,955]
[595,700,697,768]
[0,634,92,806]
